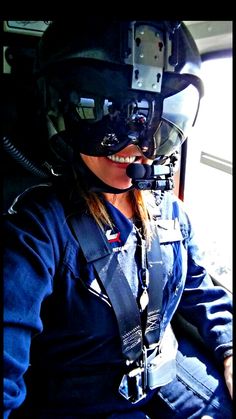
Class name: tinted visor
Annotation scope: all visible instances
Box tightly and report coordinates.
[149,73,203,159]
[47,65,203,160]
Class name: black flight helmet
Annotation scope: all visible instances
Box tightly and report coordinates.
[36,19,204,165]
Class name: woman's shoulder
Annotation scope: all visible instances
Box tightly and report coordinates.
[4,178,86,233]
[6,182,58,214]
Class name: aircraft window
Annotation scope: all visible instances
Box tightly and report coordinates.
[183,56,232,292]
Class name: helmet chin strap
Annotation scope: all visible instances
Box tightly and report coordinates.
[74,154,133,194]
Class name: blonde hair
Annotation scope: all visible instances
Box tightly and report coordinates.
[73,175,156,245]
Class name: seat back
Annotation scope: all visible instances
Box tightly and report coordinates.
[1,40,49,212]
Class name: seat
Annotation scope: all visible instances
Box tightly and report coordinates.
[1,45,49,213]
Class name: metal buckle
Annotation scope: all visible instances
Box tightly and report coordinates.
[119,347,149,403]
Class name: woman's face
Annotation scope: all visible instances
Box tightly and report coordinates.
[80,145,152,190]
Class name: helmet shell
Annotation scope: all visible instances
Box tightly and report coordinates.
[35,20,203,164]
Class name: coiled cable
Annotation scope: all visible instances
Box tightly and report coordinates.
[2,135,49,178]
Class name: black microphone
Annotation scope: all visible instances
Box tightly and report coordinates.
[126,163,171,179]
[126,162,174,191]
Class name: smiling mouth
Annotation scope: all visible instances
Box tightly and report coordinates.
[107,155,140,164]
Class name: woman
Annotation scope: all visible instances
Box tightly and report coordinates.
[3,19,232,418]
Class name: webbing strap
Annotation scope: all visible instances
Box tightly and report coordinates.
[69,214,143,361]
[69,213,164,360]
[93,254,143,360]
[69,213,112,262]
[145,224,164,346]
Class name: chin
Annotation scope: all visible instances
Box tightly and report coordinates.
[111,180,132,189]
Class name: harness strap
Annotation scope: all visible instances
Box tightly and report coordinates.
[69,213,164,361]
[94,254,143,360]
[145,224,164,346]
[69,213,143,361]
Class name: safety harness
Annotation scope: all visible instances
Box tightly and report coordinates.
[69,212,165,362]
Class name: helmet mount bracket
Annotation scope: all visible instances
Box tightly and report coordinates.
[125,23,165,93]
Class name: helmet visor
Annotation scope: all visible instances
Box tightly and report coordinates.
[46,64,203,160]
[149,77,202,159]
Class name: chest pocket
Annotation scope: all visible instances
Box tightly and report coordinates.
[157,219,183,244]
[156,218,188,325]
[157,218,186,285]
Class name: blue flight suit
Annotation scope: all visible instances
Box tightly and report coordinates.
[3,182,232,418]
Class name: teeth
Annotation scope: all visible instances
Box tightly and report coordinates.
[107,155,136,163]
